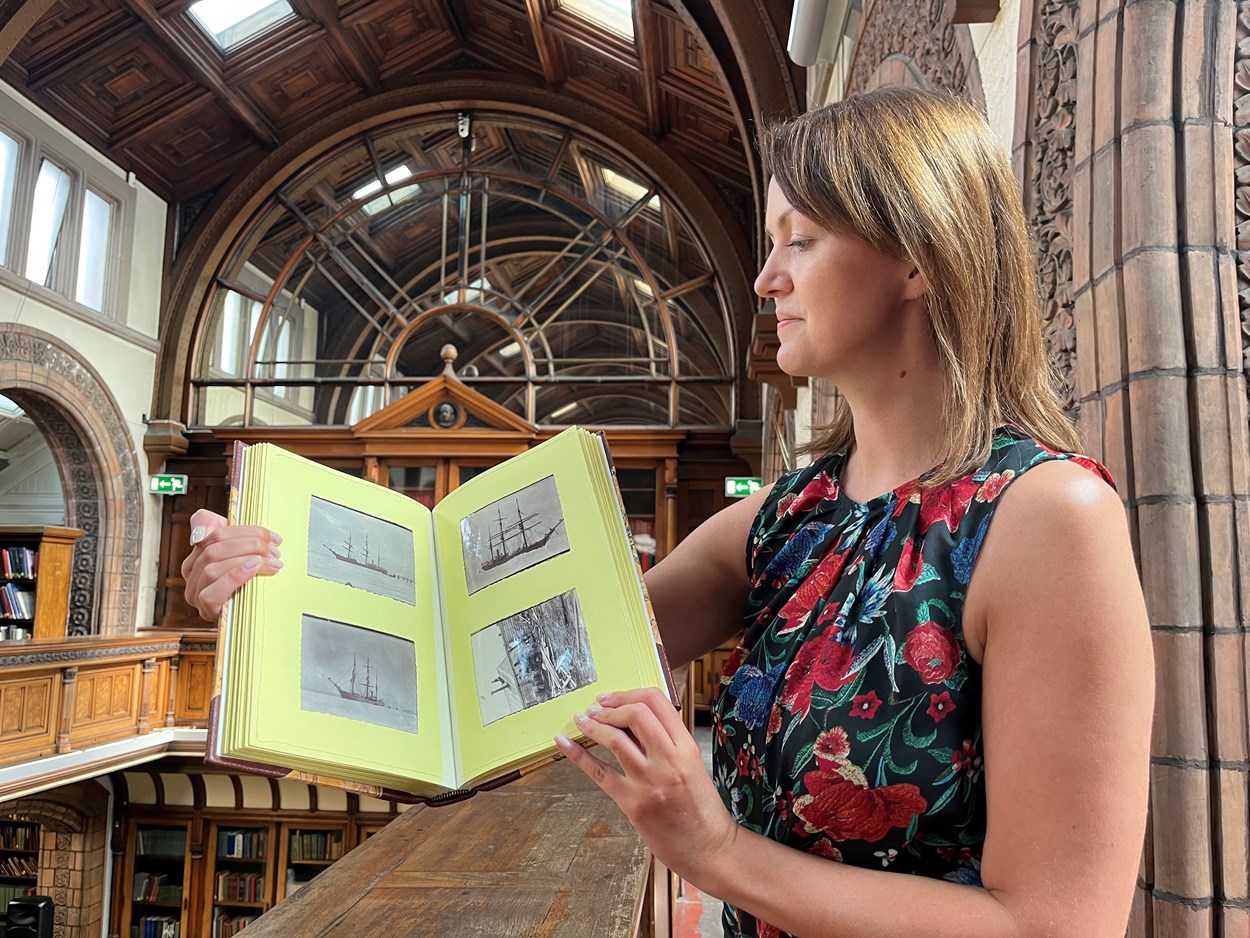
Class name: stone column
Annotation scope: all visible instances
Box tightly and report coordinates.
[1020,1,1249,935]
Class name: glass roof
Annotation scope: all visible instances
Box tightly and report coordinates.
[191,110,734,430]
[188,0,295,50]
[561,0,635,40]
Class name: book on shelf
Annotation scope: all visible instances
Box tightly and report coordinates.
[0,582,34,619]
[136,828,187,857]
[208,426,675,803]
[216,829,266,859]
[0,546,37,580]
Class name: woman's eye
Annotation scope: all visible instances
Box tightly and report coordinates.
[788,240,809,250]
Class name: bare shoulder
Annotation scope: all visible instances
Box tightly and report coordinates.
[964,458,1137,661]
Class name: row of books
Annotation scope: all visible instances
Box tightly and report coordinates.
[287,830,343,862]
[1,546,37,580]
[132,916,179,938]
[137,829,187,857]
[0,884,32,907]
[0,825,37,851]
[0,855,36,877]
[0,583,34,620]
[215,870,264,902]
[133,872,182,903]
[217,829,266,859]
[212,912,257,938]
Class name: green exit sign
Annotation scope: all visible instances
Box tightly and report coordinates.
[724,476,763,498]
[149,473,188,496]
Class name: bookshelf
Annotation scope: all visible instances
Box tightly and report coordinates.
[0,526,84,640]
[122,820,190,938]
[0,820,38,908]
[277,824,345,901]
[206,823,274,937]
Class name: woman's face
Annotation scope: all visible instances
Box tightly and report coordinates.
[754,178,921,383]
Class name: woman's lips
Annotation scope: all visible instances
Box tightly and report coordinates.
[776,317,801,329]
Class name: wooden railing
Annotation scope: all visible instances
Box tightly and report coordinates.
[0,632,216,778]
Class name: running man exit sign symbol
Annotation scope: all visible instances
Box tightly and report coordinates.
[149,474,188,495]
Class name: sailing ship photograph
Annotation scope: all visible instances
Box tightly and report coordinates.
[470,589,596,726]
[299,614,418,734]
[307,495,417,605]
[460,476,570,595]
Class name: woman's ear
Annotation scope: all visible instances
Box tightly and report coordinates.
[903,263,928,302]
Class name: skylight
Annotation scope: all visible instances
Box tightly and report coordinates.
[603,168,660,212]
[188,0,294,50]
[352,165,421,216]
[562,0,635,41]
[441,277,492,306]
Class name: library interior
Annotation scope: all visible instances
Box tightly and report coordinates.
[0,0,1244,936]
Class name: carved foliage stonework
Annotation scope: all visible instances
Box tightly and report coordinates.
[0,325,143,635]
[1237,2,1250,407]
[1028,0,1080,413]
[849,0,974,98]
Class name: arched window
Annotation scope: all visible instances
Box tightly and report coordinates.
[191,110,735,429]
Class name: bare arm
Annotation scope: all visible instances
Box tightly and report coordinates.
[643,484,772,667]
[567,460,1153,937]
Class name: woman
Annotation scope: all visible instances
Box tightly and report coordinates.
[183,88,1152,938]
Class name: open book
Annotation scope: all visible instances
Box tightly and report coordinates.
[208,427,675,803]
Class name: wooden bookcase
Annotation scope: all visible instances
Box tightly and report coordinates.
[205,822,274,937]
[121,819,191,938]
[0,526,85,641]
[0,819,38,909]
[276,823,344,901]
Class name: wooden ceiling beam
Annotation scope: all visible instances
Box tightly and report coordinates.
[0,0,58,66]
[522,0,565,87]
[291,0,379,90]
[634,0,662,138]
[117,0,277,147]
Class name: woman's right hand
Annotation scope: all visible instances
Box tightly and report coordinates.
[181,508,284,623]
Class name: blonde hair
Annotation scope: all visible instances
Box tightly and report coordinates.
[758,86,1079,482]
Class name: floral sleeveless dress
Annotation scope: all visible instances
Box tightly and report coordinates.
[711,426,1113,938]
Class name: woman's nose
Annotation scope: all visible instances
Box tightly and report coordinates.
[754,258,786,297]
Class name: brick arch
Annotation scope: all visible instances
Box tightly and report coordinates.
[0,324,143,635]
[1,799,86,835]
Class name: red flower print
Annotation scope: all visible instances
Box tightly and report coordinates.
[808,839,844,862]
[902,621,960,684]
[892,535,925,592]
[780,473,839,517]
[850,690,882,720]
[916,476,981,534]
[938,845,977,865]
[719,642,747,685]
[779,632,856,719]
[766,704,783,741]
[757,922,782,938]
[793,770,927,843]
[1068,455,1114,485]
[775,548,852,633]
[926,691,955,723]
[975,470,1015,502]
[951,739,981,777]
[813,727,850,763]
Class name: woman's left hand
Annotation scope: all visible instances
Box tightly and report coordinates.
[556,687,738,883]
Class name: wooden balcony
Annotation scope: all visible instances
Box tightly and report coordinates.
[0,631,216,799]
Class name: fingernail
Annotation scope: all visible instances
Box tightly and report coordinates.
[596,692,610,702]
[572,711,588,724]
[586,704,604,716]
[190,527,206,546]
[269,544,282,559]
[554,734,571,749]
[269,559,284,570]
[242,556,262,570]
[270,532,283,545]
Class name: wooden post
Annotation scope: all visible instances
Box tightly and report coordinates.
[165,656,180,727]
[137,657,155,734]
[56,666,77,754]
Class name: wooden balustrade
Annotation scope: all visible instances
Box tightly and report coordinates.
[0,632,217,786]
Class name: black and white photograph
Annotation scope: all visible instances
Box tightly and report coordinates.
[470,589,597,726]
[460,476,570,595]
[299,614,418,734]
[307,496,416,604]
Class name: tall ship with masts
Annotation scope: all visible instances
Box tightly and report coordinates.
[325,531,387,575]
[482,500,565,571]
[329,654,384,707]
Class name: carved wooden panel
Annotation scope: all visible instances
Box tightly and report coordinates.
[461,0,545,76]
[175,653,215,723]
[655,8,722,100]
[13,0,123,64]
[559,41,647,128]
[240,43,359,131]
[71,665,137,729]
[0,676,56,750]
[345,0,456,79]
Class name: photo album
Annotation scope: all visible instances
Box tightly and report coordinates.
[207,427,676,803]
